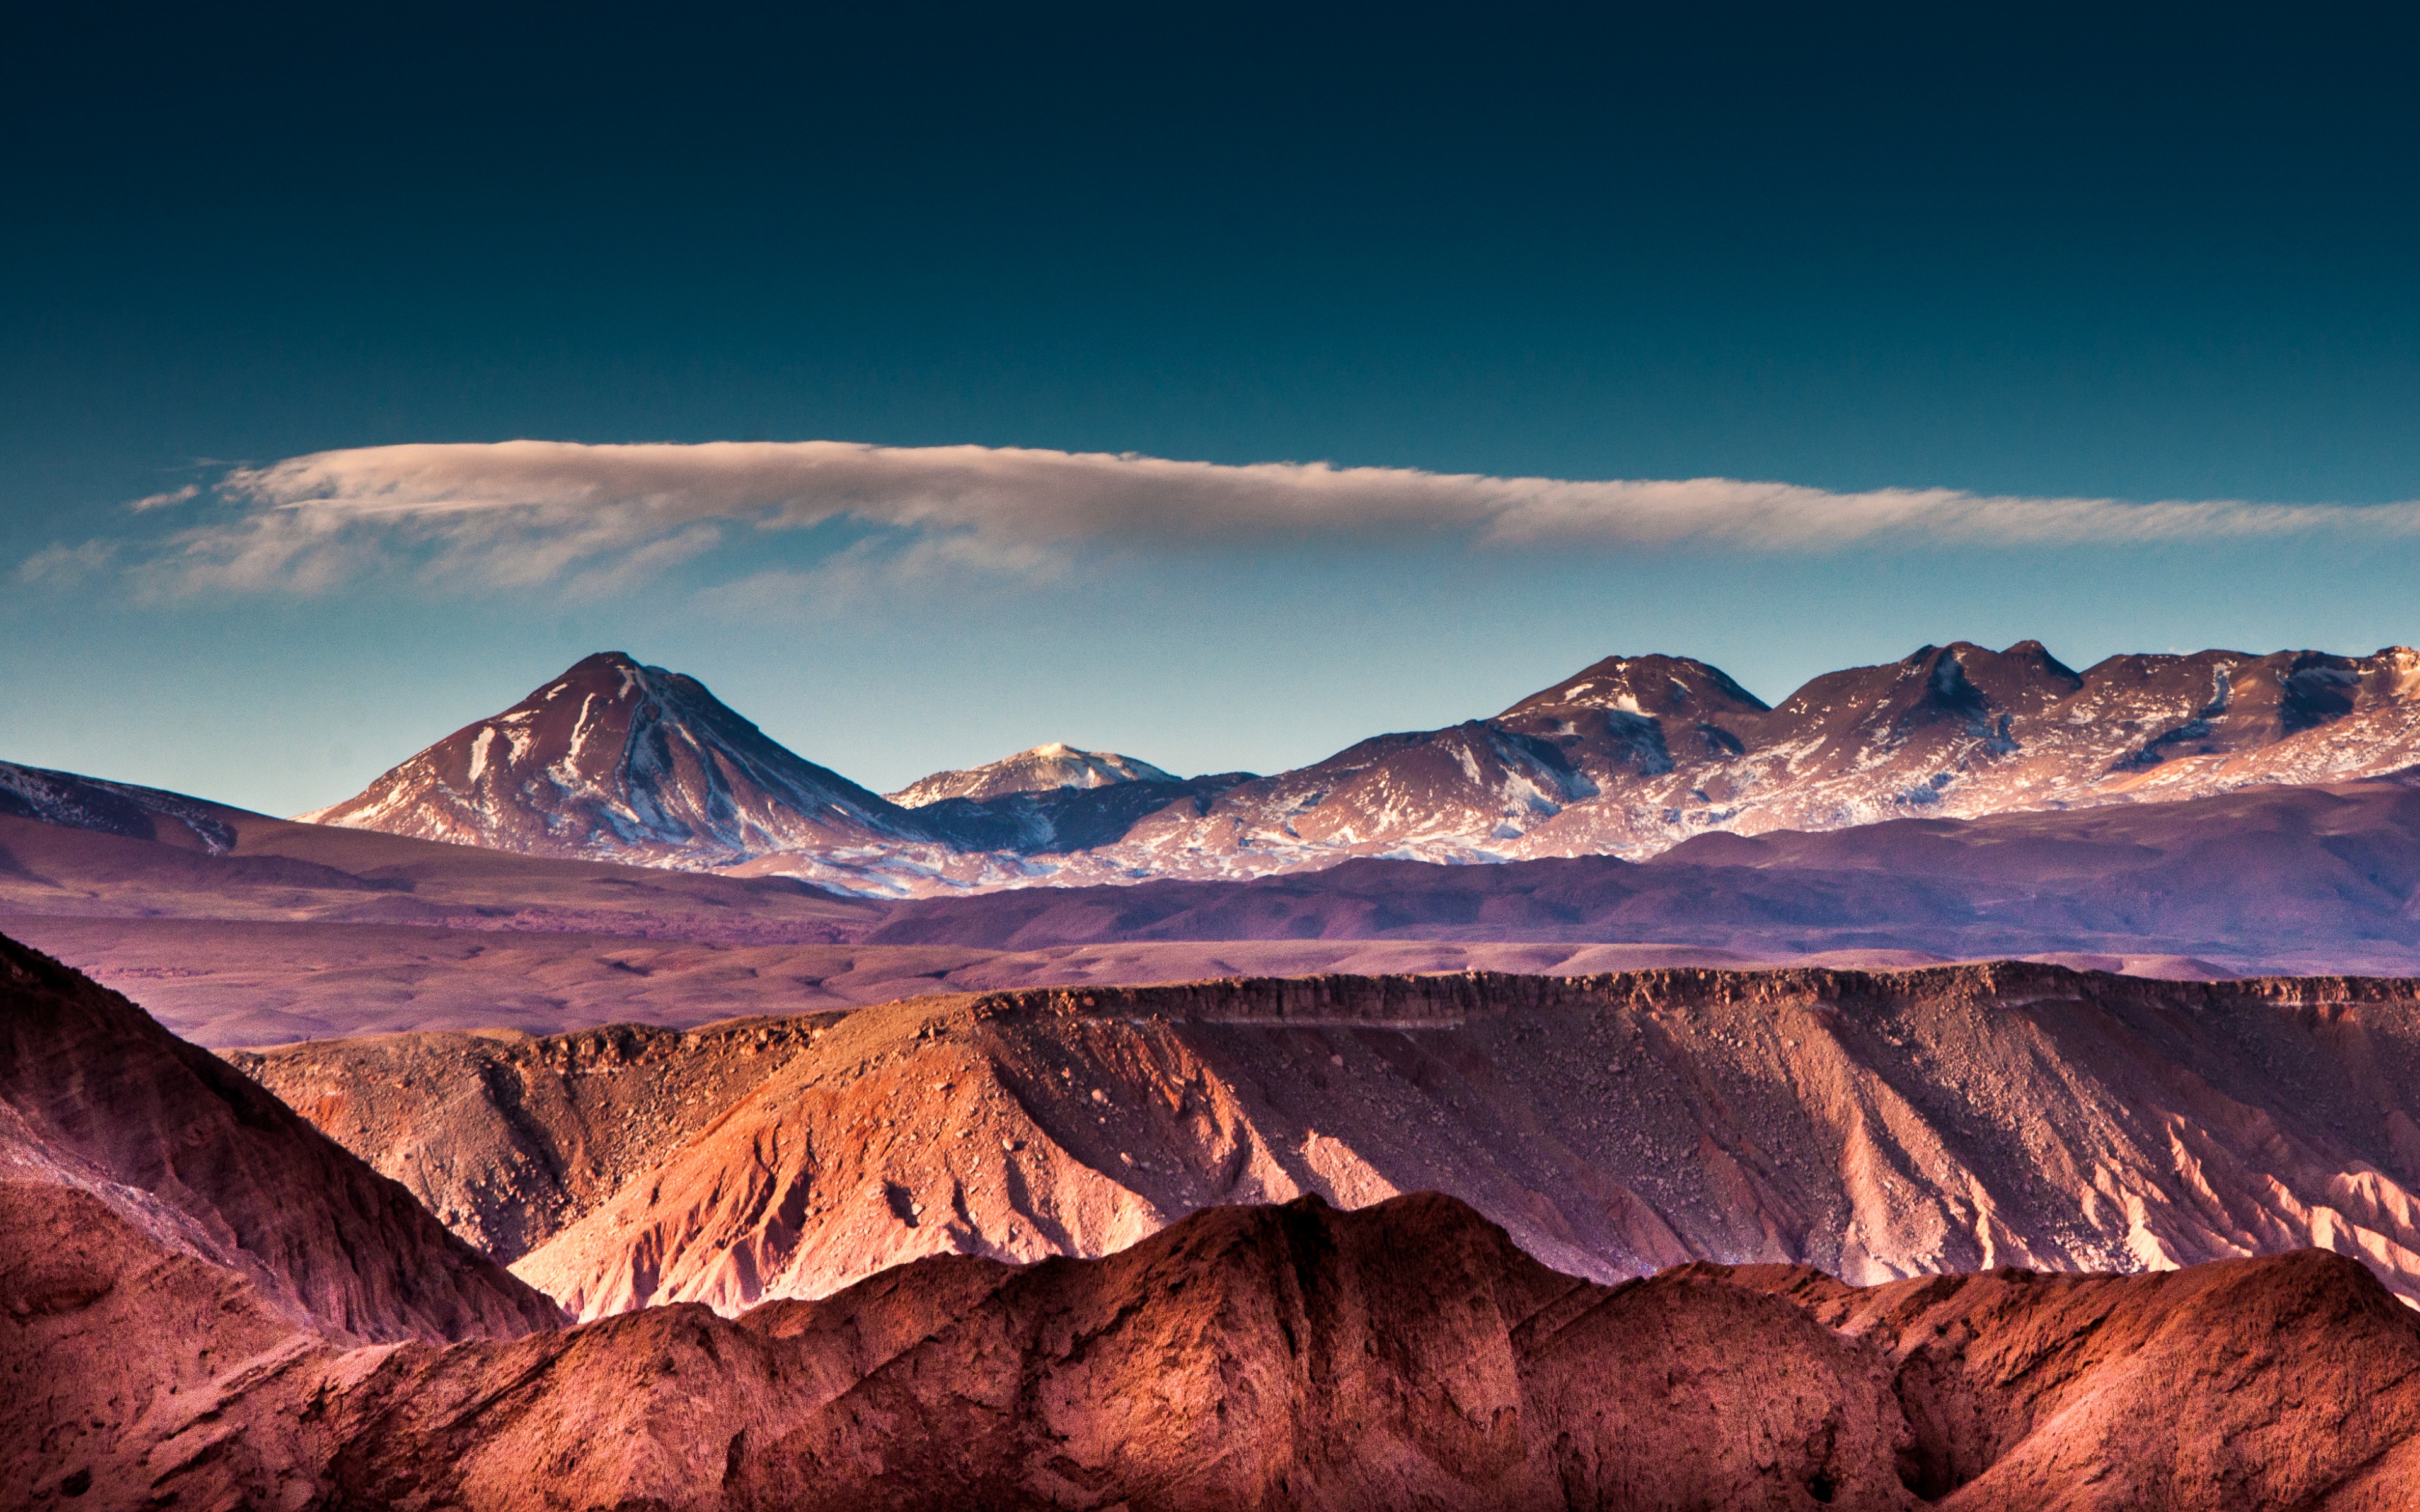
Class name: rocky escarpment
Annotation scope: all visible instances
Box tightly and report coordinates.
[0,931,561,1343]
[226,1013,848,1261]
[238,963,2420,1321]
[12,1191,2417,1510]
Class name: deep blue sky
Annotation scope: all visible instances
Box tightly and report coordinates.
[7,4,2419,813]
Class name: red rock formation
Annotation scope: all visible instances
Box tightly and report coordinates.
[233,964,2420,1323]
[18,1189,2416,1510]
[0,932,560,1343]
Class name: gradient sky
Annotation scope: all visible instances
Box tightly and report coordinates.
[6,4,2419,815]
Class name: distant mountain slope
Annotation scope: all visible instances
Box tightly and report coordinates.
[887,741,1178,805]
[908,770,1253,855]
[14,776,2420,1048]
[0,759,239,852]
[870,777,2420,975]
[1095,642,2420,878]
[300,651,939,866]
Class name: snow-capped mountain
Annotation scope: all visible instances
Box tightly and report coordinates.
[887,743,1178,806]
[300,652,940,868]
[291,641,2420,897]
[1085,641,2420,879]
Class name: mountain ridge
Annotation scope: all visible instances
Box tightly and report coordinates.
[233,962,2420,1324]
[282,640,2420,896]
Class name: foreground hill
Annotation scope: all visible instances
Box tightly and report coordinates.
[231,964,2420,1325]
[11,1182,2417,1510]
[0,934,558,1343]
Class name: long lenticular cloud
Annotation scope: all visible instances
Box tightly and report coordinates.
[130,438,2420,592]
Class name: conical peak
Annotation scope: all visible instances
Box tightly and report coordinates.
[559,650,647,682]
[534,651,667,708]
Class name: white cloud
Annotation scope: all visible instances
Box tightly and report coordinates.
[67,438,2420,595]
[127,484,201,512]
[16,539,119,585]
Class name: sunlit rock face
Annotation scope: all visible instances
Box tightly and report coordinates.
[241,963,2420,1321]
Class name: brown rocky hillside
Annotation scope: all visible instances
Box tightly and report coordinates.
[231,964,2420,1322]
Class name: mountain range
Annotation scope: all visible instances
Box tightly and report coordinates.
[283,642,2420,896]
[14,643,2420,1506]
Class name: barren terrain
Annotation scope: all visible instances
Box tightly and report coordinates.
[13,934,2420,1509]
[232,965,2420,1326]
[13,1177,2417,1511]
[11,774,2420,1046]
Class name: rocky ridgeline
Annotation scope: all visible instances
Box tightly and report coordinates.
[238,963,2420,1326]
[13,1188,2420,1510]
[287,641,2420,895]
[0,934,560,1344]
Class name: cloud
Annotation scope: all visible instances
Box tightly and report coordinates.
[127,484,202,512]
[78,438,2420,595]
[16,539,119,585]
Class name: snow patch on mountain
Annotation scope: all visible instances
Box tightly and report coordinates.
[887,743,1180,806]
[299,652,939,868]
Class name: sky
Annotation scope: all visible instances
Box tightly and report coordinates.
[6,3,2419,815]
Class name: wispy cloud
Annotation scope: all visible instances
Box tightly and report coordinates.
[127,483,201,512]
[16,539,119,585]
[38,439,2420,597]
